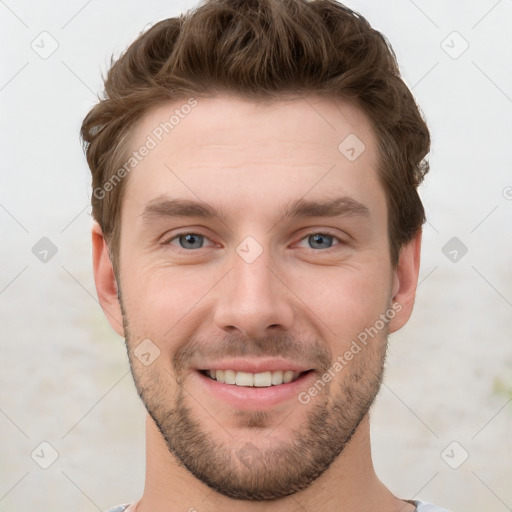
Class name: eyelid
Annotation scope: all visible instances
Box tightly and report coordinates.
[161,228,347,251]
[293,230,345,249]
[162,230,217,249]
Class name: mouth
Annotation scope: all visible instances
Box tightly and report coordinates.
[199,369,312,387]
[193,359,318,409]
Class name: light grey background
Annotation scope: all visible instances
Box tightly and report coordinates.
[1,1,511,511]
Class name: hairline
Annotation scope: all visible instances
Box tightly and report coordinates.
[104,92,403,271]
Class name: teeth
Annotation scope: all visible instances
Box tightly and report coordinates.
[254,371,272,387]
[283,370,294,383]
[271,370,283,385]
[204,369,303,387]
[224,369,236,384]
[236,371,254,386]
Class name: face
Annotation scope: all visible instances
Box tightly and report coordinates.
[94,95,419,500]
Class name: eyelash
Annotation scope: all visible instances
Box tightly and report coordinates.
[163,230,345,251]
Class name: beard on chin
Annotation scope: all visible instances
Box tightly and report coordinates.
[121,303,388,501]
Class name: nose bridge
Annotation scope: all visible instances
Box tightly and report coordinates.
[233,248,275,305]
[213,240,293,336]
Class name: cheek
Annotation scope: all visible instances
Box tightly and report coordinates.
[290,261,392,345]
[119,262,216,338]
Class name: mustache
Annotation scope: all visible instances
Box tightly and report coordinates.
[173,333,332,376]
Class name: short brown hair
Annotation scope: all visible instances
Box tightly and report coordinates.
[80,0,430,268]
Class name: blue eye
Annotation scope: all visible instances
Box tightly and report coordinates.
[173,233,207,249]
[165,231,341,252]
[306,233,337,249]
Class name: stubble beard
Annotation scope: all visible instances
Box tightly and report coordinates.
[121,302,388,501]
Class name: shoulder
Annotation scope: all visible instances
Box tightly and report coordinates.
[105,500,453,512]
[413,500,454,512]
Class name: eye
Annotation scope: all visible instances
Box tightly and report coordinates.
[297,232,340,250]
[167,232,215,250]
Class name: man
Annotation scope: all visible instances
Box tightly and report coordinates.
[81,0,450,510]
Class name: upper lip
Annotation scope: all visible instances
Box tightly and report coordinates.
[196,358,313,374]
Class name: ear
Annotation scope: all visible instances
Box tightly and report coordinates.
[91,222,124,337]
[388,229,422,334]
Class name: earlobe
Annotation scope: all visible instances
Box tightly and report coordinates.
[91,222,124,337]
[388,229,422,334]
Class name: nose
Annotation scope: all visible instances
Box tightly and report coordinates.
[213,246,295,338]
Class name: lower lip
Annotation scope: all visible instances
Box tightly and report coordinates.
[194,370,316,409]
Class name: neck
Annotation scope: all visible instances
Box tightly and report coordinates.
[133,413,415,512]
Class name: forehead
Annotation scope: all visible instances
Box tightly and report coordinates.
[122,94,384,220]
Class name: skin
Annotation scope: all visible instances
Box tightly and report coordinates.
[92,94,421,512]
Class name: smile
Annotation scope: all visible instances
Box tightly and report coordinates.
[199,369,307,387]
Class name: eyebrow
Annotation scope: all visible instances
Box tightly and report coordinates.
[141,195,370,226]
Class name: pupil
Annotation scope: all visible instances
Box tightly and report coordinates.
[181,234,202,249]
[311,234,331,249]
